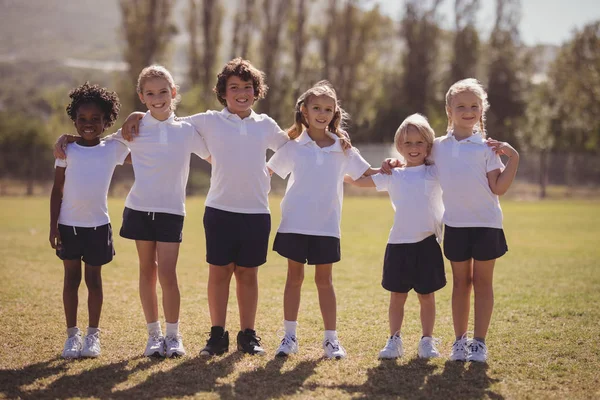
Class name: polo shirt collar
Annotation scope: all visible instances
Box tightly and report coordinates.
[445,130,486,144]
[296,130,343,152]
[220,107,260,121]
[140,111,176,126]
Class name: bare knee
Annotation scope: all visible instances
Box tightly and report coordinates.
[417,292,435,305]
[453,274,472,290]
[64,268,82,291]
[235,267,258,287]
[286,269,304,288]
[314,273,333,290]
[84,267,102,291]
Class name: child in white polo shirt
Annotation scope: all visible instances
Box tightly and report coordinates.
[268,81,376,359]
[349,114,446,360]
[55,66,211,358]
[50,82,129,359]
[384,79,519,362]
[120,58,289,356]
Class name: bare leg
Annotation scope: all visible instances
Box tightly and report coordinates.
[84,264,103,328]
[207,263,234,327]
[235,265,259,330]
[156,242,181,323]
[283,260,305,322]
[314,264,336,331]
[388,292,408,335]
[63,259,82,328]
[136,240,159,323]
[417,292,436,337]
[473,259,496,339]
[450,259,473,337]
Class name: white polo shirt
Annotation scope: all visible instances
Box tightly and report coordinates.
[110,111,210,216]
[56,140,129,227]
[372,165,444,244]
[267,130,371,238]
[432,131,505,229]
[182,108,289,214]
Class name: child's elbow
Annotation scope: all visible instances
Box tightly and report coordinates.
[491,186,507,196]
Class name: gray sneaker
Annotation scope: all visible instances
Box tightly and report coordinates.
[81,331,101,358]
[62,331,83,359]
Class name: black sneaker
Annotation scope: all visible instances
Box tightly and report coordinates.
[237,329,265,355]
[200,326,229,356]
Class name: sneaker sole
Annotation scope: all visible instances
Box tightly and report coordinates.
[200,349,228,357]
[145,351,165,358]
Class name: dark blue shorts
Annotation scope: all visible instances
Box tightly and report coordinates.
[382,235,446,294]
[203,207,271,268]
[56,223,114,266]
[443,225,508,262]
[119,207,184,243]
[273,232,341,265]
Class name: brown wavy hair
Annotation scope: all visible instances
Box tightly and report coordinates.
[213,58,268,106]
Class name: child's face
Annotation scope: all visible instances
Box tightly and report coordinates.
[447,91,482,134]
[74,103,106,143]
[397,126,429,167]
[224,75,255,118]
[303,95,335,131]
[138,77,176,120]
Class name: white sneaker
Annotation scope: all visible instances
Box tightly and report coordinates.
[81,331,101,358]
[449,333,468,361]
[276,334,298,357]
[165,334,186,358]
[466,339,488,362]
[144,334,165,357]
[417,336,440,359]
[379,334,403,359]
[62,331,83,359]
[323,338,346,359]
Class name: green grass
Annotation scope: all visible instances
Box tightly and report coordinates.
[0,197,599,399]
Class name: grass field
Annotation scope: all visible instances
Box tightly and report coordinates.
[0,196,599,399]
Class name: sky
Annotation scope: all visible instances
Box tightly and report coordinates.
[377,0,600,45]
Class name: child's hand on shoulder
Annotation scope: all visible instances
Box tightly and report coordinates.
[54,135,70,159]
[121,112,145,141]
[381,158,402,174]
[487,138,519,158]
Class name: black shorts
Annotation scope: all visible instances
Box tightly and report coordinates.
[443,225,508,262]
[119,207,184,243]
[56,223,115,266]
[203,207,271,268]
[273,232,341,265]
[382,235,446,294]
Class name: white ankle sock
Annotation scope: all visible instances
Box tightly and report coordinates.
[324,330,337,341]
[147,321,162,337]
[283,320,297,337]
[166,321,179,337]
[87,327,100,336]
[66,327,80,337]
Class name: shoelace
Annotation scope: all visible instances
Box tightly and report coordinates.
[248,334,262,347]
[166,335,181,346]
[66,335,81,350]
[206,331,223,346]
[468,340,485,353]
[85,333,99,349]
[325,339,340,351]
[421,337,441,352]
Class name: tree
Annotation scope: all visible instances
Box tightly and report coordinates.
[230,0,258,59]
[119,0,176,111]
[486,0,527,145]
[448,0,480,84]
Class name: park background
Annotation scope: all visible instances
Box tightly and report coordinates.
[0,0,599,399]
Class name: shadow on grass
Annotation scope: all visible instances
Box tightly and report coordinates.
[0,356,156,399]
[333,359,503,400]
[112,352,244,399]
[223,356,320,399]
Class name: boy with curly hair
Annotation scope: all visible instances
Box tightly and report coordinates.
[50,82,130,359]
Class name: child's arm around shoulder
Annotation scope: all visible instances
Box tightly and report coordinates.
[49,164,66,250]
[486,139,520,196]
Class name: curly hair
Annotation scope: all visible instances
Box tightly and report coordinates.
[213,58,268,106]
[66,82,120,128]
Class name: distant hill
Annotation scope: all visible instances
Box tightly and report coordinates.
[0,0,122,61]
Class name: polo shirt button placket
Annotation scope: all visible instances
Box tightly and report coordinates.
[316,149,324,165]
[240,120,247,136]
[451,140,459,158]
[159,124,167,144]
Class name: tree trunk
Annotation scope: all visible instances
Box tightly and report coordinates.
[539,149,548,199]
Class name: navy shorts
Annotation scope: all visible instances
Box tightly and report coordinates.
[56,223,115,266]
[203,207,271,268]
[119,207,184,243]
[273,232,341,265]
[443,225,508,262]
[382,235,446,294]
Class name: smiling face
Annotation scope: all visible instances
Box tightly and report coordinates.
[138,77,176,121]
[224,75,255,118]
[74,102,106,145]
[397,125,430,167]
[303,95,336,131]
[447,90,482,137]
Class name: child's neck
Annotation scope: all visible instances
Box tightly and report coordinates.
[227,107,251,119]
[150,110,171,121]
[404,161,425,168]
[77,137,101,146]
[452,126,475,141]
[307,126,335,148]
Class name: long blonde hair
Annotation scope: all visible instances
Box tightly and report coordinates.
[445,78,490,137]
[286,80,349,140]
[394,113,435,165]
[136,65,181,111]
